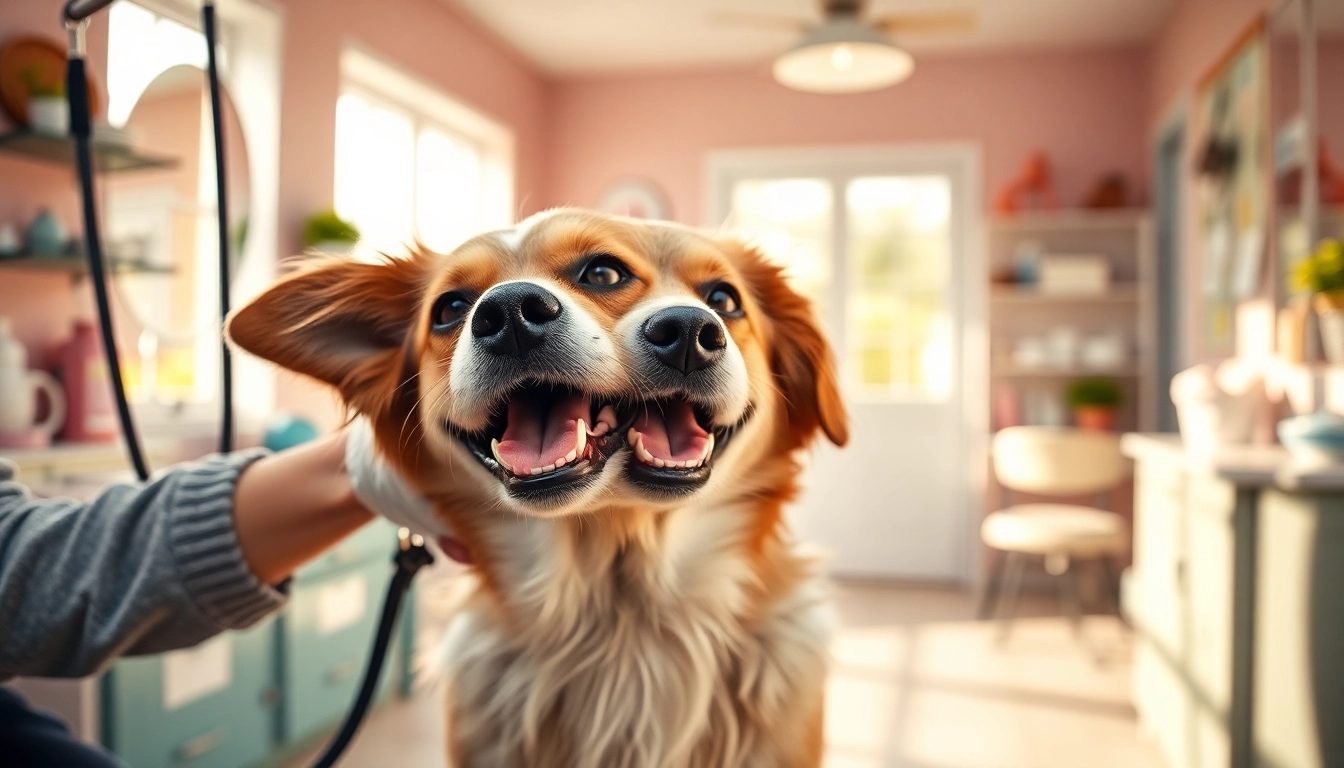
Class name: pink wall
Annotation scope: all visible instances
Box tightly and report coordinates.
[270,0,549,256]
[543,47,1151,222]
[1147,0,1277,131]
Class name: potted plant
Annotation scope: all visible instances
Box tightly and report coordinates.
[21,66,68,136]
[1066,376,1123,431]
[1293,238,1344,364]
[302,209,361,255]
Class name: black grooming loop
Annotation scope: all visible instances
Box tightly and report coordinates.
[63,2,430,765]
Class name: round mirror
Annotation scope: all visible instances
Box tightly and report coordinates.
[103,63,250,404]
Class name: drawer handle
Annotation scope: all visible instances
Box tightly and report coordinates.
[329,549,359,565]
[177,727,226,760]
[327,658,360,684]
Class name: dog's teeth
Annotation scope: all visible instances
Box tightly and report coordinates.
[596,405,618,433]
[653,457,665,468]
[627,428,638,445]
[556,455,567,467]
[703,433,715,462]
[490,439,513,473]
[542,464,556,474]
[576,420,587,457]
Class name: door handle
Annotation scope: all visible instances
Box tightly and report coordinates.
[177,727,226,760]
[327,658,359,684]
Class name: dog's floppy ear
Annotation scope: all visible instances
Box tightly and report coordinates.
[733,243,848,447]
[226,255,429,416]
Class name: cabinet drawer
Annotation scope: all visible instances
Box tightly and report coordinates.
[1183,475,1236,712]
[1131,460,1185,654]
[282,560,403,743]
[103,621,277,768]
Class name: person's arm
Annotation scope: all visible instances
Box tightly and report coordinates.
[233,431,372,585]
[0,433,372,680]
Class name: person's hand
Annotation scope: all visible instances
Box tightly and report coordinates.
[344,417,451,541]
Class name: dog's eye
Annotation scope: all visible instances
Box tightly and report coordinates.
[705,283,742,317]
[431,291,472,332]
[578,256,628,287]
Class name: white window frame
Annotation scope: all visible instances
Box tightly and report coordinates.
[337,46,516,254]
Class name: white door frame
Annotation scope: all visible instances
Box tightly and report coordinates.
[704,143,988,585]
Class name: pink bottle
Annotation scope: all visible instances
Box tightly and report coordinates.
[58,321,118,442]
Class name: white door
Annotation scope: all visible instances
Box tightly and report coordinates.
[709,146,984,582]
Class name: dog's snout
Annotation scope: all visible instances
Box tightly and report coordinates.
[471,283,563,356]
[642,306,726,375]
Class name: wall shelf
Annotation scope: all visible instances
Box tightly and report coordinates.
[991,366,1141,378]
[989,208,1150,232]
[0,130,178,173]
[0,253,174,277]
[991,283,1141,303]
[988,208,1155,433]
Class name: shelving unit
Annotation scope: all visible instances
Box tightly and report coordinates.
[991,283,1142,304]
[0,129,178,173]
[0,252,172,277]
[988,209,1156,433]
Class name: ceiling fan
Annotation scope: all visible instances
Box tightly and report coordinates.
[712,0,977,94]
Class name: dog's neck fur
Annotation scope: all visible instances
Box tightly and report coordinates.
[427,463,830,768]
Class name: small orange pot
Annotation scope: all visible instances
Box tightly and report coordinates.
[1074,406,1116,432]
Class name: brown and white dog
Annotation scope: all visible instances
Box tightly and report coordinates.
[228,208,848,768]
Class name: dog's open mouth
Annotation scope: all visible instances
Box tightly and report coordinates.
[447,382,749,499]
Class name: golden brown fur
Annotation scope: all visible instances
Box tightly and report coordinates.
[229,208,846,767]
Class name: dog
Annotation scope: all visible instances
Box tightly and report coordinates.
[228,208,848,768]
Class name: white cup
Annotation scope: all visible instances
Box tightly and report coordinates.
[0,368,66,438]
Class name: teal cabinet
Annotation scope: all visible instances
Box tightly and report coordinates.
[296,520,400,583]
[103,620,278,768]
[280,557,404,744]
[102,521,414,767]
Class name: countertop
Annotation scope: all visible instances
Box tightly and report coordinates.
[1121,433,1344,492]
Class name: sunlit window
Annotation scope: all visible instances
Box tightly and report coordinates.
[334,50,513,258]
[846,176,952,400]
[724,174,953,401]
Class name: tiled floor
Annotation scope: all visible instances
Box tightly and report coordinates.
[287,581,1163,768]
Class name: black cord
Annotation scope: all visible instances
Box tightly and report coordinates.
[310,542,434,768]
[67,54,150,482]
[202,2,233,454]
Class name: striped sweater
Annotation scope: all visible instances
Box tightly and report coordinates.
[0,452,286,679]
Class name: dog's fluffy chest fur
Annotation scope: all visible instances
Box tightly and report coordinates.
[436,500,831,768]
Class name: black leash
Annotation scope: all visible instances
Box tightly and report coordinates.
[310,532,434,768]
[63,3,428,765]
[202,1,233,453]
[64,10,149,481]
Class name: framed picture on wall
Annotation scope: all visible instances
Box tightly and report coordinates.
[1194,18,1269,355]
[597,179,671,221]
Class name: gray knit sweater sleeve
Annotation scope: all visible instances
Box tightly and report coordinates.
[0,451,287,680]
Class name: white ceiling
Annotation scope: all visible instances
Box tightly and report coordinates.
[448,0,1175,77]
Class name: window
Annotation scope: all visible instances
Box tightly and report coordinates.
[334,48,514,258]
[723,172,955,401]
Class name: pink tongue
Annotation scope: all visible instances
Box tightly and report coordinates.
[635,401,709,462]
[497,392,586,471]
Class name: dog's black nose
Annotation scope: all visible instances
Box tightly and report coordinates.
[471,282,563,356]
[642,306,726,375]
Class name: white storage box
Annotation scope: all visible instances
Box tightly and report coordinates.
[1037,254,1110,295]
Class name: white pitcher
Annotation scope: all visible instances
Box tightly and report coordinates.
[0,317,66,440]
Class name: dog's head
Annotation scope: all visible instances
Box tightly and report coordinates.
[229,209,846,517]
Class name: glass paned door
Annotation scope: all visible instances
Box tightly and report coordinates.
[847,176,953,399]
[712,147,981,582]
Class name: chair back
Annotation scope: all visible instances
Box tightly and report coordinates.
[992,427,1127,497]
